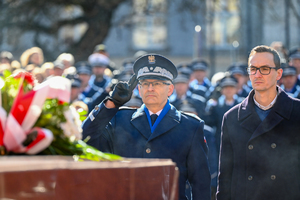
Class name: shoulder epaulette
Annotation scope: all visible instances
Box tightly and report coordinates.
[180,111,202,121]
[204,125,214,133]
[119,106,136,110]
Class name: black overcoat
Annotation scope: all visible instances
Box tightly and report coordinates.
[217,86,300,200]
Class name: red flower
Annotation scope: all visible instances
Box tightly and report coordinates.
[13,72,35,85]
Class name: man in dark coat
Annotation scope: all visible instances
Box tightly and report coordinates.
[217,45,300,200]
[82,54,211,200]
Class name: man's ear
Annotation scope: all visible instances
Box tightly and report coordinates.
[167,84,174,96]
[276,68,283,81]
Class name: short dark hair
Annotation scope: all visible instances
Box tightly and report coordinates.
[248,45,281,69]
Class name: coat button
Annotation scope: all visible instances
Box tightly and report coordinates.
[271,175,276,180]
[271,143,276,149]
[146,148,151,153]
[248,145,253,150]
[248,175,253,181]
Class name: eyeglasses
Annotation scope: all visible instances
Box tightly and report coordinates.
[247,66,278,75]
[139,81,171,89]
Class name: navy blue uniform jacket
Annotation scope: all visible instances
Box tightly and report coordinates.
[82,102,211,200]
[217,86,300,200]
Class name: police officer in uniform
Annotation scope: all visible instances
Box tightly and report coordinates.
[82,54,211,200]
[169,73,207,120]
[65,74,82,103]
[205,75,244,154]
[280,65,300,99]
[84,54,111,108]
[189,59,211,100]
[179,102,218,200]
[227,64,251,98]
[288,48,300,84]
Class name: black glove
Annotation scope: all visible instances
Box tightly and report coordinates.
[107,74,138,107]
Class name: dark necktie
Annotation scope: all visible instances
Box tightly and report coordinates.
[150,114,158,125]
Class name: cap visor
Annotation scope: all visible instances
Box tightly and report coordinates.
[138,75,170,81]
[283,73,296,76]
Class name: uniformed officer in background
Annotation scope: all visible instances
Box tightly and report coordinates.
[84,53,111,108]
[189,59,211,100]
[205,75,244,155]
[288,48,300,83]
[178,101,218,200]
[65,74,82,103]
[82,54,211,200]
[169,73,207,120]
[227,64,251,98]
[280,65,300,99]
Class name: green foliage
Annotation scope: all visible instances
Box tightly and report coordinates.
[1,70,20,113]
[1,70,34,113]
[34,99,68,136]
[34,99,122,161]
[75,140,122,161]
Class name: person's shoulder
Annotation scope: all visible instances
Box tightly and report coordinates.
[118,106,137,111]
[180,111,204,123]
[280,89,300,104]
[104,75,112,82]
[224,102,241,117]
[290,95,300,107]
[282,94,300,120]
[115,106,137,118]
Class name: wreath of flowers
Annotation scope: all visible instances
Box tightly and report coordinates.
[0,70,121,161]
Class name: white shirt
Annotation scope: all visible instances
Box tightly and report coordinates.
[149,109,162,116]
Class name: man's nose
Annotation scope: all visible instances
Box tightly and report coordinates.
[254,69,263,77]
[147,83,154,90]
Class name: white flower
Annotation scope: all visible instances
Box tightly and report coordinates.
[60,105,82,140]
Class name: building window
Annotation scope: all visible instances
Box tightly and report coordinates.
[206,0,240,48]
[132,0,167,50]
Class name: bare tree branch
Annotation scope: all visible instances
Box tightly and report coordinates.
[0,0,207,61]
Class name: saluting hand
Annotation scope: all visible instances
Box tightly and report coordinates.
[108,74,138,107]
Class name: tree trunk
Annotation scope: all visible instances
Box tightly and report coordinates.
[68,6,114,61]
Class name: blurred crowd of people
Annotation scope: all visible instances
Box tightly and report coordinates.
[1,41,300,199]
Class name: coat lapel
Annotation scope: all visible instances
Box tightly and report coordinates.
[238,90,262,133]
[249,110,283,140]
[239,87,293,141]
[148,105,180,141]
[130,106,152,140]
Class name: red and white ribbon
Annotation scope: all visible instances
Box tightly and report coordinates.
[2,76,71,153]
[0,107,7,146]
[26,127,53,155]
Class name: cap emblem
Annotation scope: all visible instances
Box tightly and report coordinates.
[148,55,155,64]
